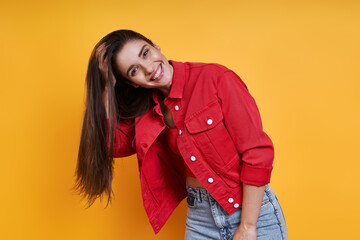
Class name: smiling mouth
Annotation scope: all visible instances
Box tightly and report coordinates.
[150,64,162,81]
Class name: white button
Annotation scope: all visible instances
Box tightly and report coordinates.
[179,129,182,135]
[208,178,214,183]
[174,105,179,111]
[207,119,213,125]
[234,203,240,208]
[228,198,234,203]
[190,156,196,161]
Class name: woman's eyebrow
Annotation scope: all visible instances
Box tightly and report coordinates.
[126,44,147,77]
[138,44,147,57]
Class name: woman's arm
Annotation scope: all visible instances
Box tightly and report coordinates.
[103,85,136,158]
[106,118,136,158]
[216,69,273,239]
[104,85,110,118]
[217,69,274,186]
[232,183,265,240]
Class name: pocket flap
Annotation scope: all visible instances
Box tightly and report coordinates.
[185,101,223,134]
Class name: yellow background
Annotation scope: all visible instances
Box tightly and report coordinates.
[1,0,359,239]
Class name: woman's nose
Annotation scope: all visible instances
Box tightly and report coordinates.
[142,62,154,75]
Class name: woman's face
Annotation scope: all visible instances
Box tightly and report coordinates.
[115,39,174,96]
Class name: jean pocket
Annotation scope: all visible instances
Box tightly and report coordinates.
[187,195,197,208]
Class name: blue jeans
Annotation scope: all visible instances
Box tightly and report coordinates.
[184,184,287,240]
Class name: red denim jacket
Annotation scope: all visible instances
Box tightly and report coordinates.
[109,60,274,234]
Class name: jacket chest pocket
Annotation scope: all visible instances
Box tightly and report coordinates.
[184,101,239,174]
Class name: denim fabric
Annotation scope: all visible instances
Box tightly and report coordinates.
[184,184,287,240]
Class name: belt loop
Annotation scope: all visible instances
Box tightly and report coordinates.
[196,189,201,203]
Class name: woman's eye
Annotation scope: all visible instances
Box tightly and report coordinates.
[143,49,149,57]
[131,67,138,76]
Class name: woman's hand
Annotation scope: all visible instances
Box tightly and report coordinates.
[232,224,256,240]
[96,42,115,119]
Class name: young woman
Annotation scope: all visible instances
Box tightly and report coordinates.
[75,29,288,240]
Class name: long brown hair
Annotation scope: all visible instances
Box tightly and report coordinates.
[75,30,154,207]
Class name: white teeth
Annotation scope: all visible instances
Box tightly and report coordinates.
[152,64,161,80]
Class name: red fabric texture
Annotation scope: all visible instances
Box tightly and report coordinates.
[107,60,274,234]
[165,126,196,177]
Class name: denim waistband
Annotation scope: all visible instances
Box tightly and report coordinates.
[186,184,271,202]
[186,184,211,202]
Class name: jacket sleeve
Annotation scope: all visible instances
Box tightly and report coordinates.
[217,70,274,186]
[106,118,136,158]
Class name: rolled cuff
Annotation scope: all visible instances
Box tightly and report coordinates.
[240,164,273,186]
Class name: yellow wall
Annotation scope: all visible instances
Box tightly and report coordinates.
[1,0,359,239]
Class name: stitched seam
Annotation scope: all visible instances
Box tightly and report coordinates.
[265,189,284,240]
[209,192,224,229]
[185,99,218,123]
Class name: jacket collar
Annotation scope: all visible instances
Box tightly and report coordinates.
[152,60,185,104]
[167,60,185,99]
